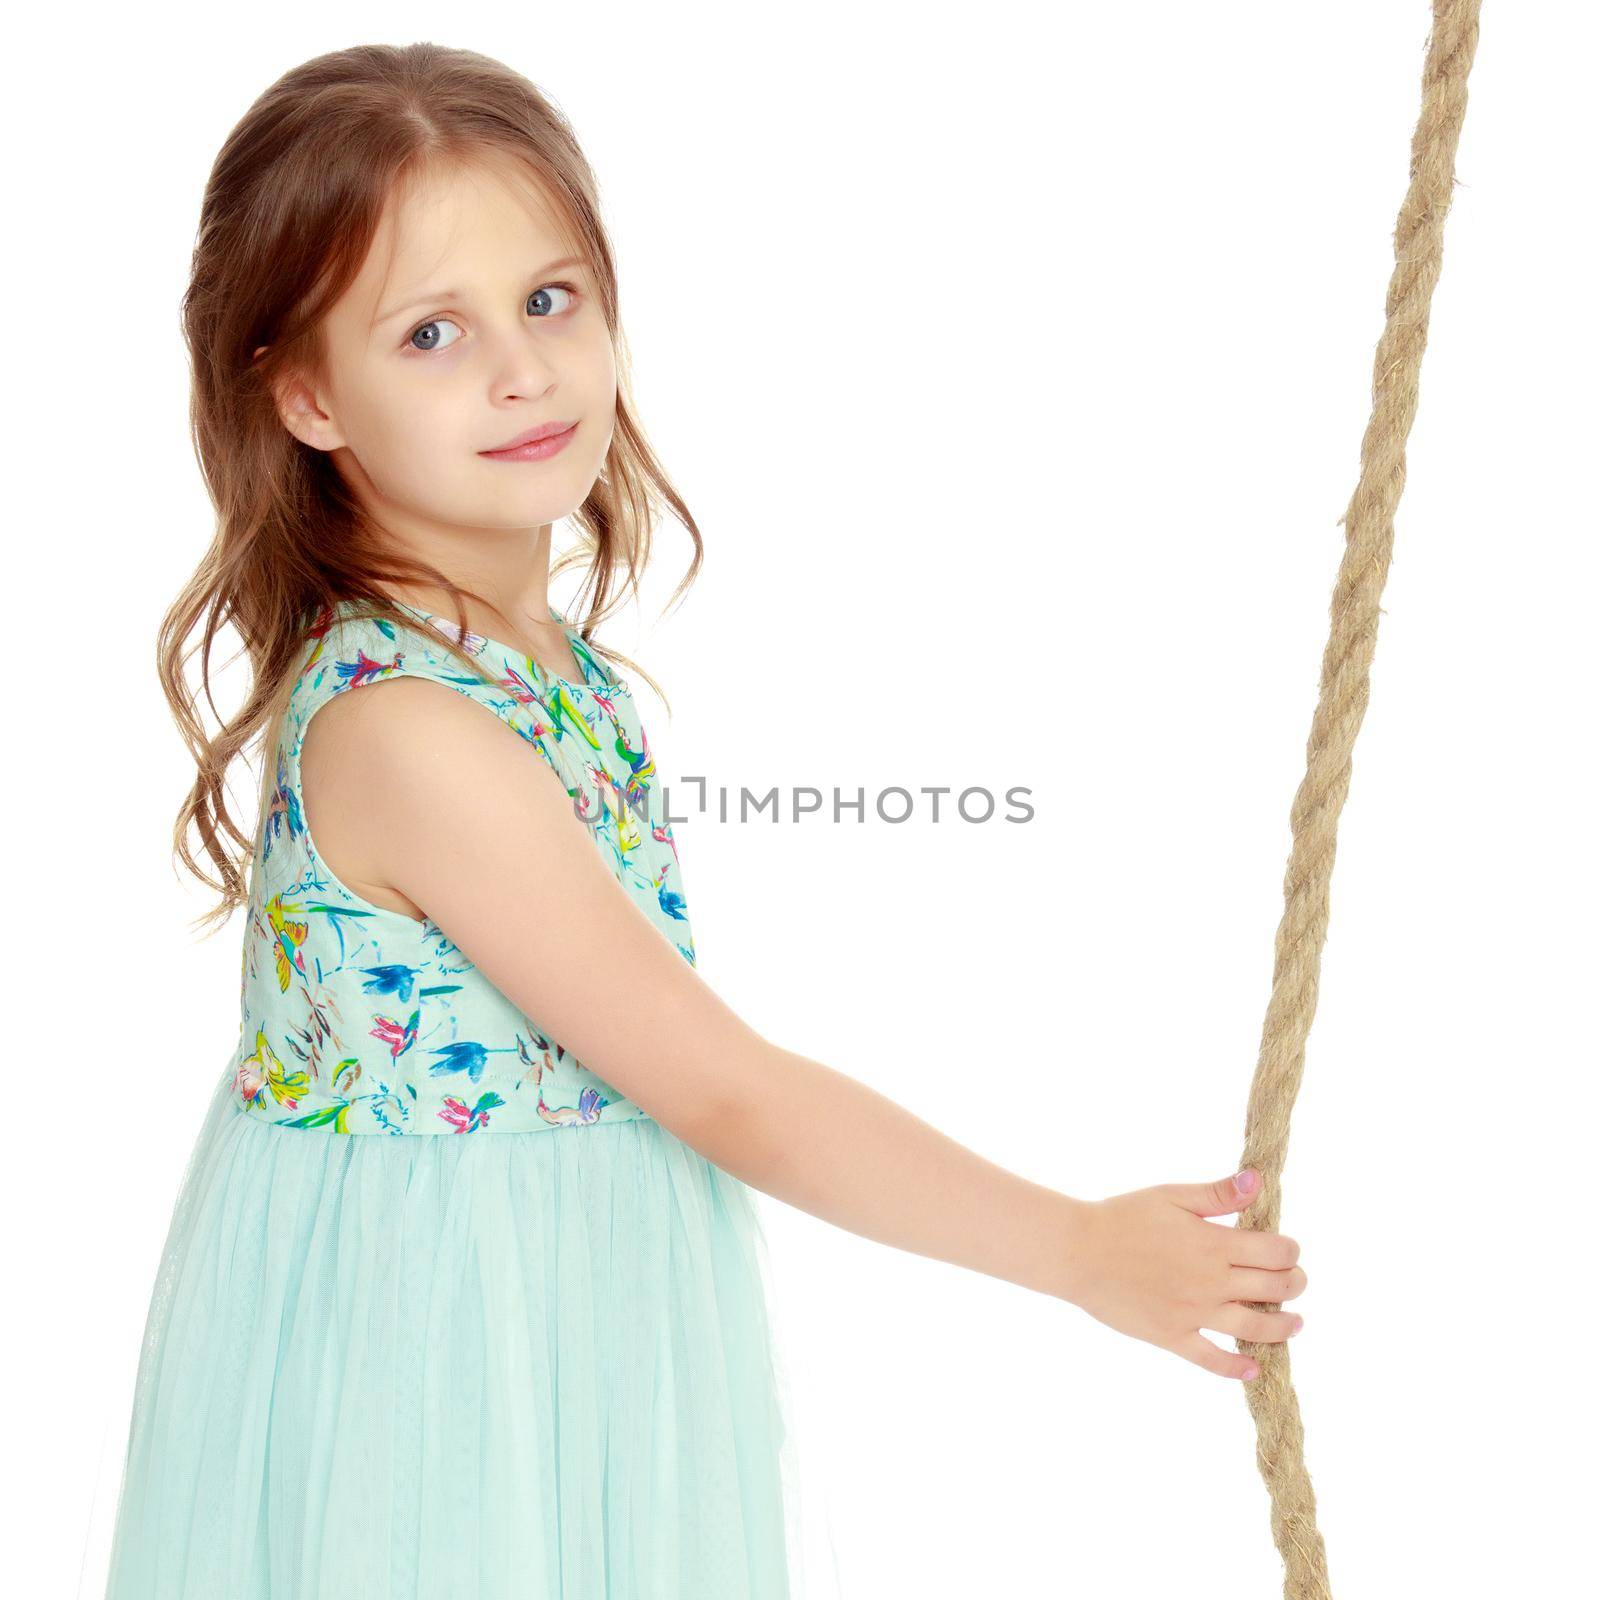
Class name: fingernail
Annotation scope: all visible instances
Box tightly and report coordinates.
[1291,1316,1304,1335]
[1243,1364,1259,1381]
[1235,1169,1258,1195]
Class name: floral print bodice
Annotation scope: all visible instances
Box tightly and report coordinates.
[230,598,691,1135]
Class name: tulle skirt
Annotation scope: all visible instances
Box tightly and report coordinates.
[103,1063,827,1599]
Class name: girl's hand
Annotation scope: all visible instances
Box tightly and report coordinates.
[1063,1169,1306,1382]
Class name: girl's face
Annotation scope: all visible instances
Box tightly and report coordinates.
[279,154,616,543]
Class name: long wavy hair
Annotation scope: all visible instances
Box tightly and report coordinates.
[162,41,702,934]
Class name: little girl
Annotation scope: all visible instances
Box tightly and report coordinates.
[104,40,1307,1600]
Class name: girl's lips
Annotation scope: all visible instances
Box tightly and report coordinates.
[479,422,578,462]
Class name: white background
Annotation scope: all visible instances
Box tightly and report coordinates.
[7,3,1595,1596]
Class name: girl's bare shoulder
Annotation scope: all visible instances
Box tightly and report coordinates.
[296,675,474,922]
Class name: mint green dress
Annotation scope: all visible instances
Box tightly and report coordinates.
[103,598,815,1598]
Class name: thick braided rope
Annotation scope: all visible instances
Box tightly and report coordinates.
[1230,4,1483,1595]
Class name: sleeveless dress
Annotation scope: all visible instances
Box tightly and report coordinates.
[102,598,824,1599]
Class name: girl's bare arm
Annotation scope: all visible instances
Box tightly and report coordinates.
[302,677,1306,1382]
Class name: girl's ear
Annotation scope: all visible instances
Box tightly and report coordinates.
[253,347,345,454]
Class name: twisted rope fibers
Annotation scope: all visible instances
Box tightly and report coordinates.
[1228,5,1484,1594]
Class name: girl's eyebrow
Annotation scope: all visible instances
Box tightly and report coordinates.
[374,254,588,328]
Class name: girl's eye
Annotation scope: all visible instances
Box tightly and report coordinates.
[408,317,462,353]
[528,283,578,317]
[405,282,581,354]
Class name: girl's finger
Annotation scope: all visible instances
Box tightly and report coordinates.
[1202,1302,1303,1345]
[1175,1332,1260,1383]
[1170,1168,1261,1218]
[1227,1227,1301,1273]
[1226,1264,1308,1304]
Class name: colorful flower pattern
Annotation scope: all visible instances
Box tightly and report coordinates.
[231,598,691,1135]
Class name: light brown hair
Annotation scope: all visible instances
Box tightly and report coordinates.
[161,41,701,933]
